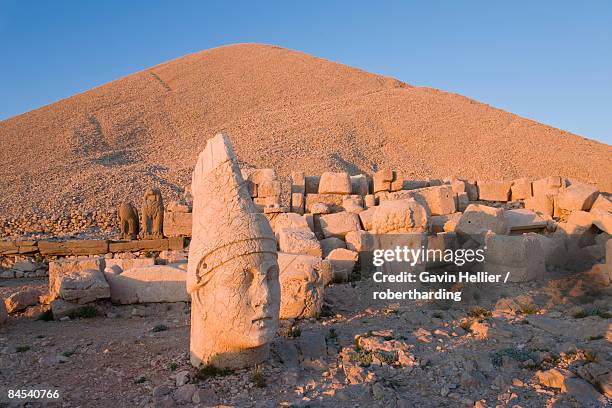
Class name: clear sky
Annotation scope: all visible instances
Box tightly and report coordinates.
[1,1,611,145]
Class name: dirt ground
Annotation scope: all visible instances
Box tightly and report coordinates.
[1,267,611,408]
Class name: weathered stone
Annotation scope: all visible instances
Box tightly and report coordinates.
[350,174,370,196]
[590,194,612,213]
[505,209,547,233]
[50,299,101,320]
[510,178,532,201]
[104,258,155,273]
[524,194,554,217]
[319,237,346,258]
[358,206,376,231]
[532,176,565,197]
[167,201,191,213]
[4,289,40,313]
[278,228,322,257]
[371,199,428,234]
[344,230,374,252]
[563,377,607,407]
[318,172,351,194]
[118,202,139,240]
[304,193,345,213]
[456,204,508,242]
[278,253,324,319]
[141,188,164,239]
[105,265,189,304]
[342,195,364,213]
[290,192,305,214]
[187,134,279,369]
[163,211,192,237]
[373,170,402,193]
[108,239,169,253]
[17,241,38,254]
[456,192,469,212]
[269,213,311,238]
[426,233,459,268]
[389,185,456,215]
[49,258,109,304]
[291,171,305,194]
[535,368,571,390]
[319,212,362,239]
[39,240,109,256]
[304,176,320,194]
[326,248,358,282]
[0,241,18,256]
[484,232,545,282]
[364,194,376,208]
[592,210,612,234]
[477,181,511,202]
[430,212,462,234]
[556,182,599,212]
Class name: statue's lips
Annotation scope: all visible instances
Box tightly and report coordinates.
[251,316,272,324]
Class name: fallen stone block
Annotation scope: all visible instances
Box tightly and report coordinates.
[319,237,346,258]
[511,178,532,200]
[163,211,192,237]
[278,228,322,257]
[590,194,612,213]
[477,181,511,202]
[304,193,345,213]
[371,199,428,234]
[17,241,38,254]
[430,212,462,234]
[456,204,508,242]
[484,232,546,282]
[326,248,358,282]
[373,170,402,193]
[39,240,109,256]
[104,257,155,273]
[166,201,191,213]
[318,172,351,194]
[532,176,565,197]
[106,265,189,304]
[49,258,109,304]
[0,241,18,256]
[4,289,40,313]
[350,174,370,196]
[270,212,311,237]
[592,210,612,234]
[51,299,102,320]
[364,194,376,208]
[389,185,456,215]
[358,206,376,231]
[345,230,375,252]
[108,239,169,253]
[278,253,324,319]
[291,171,305,194]
[342,195,364,213]
[426,233,459,268]
[556,182,599,212]
[524,194,554,217]
[505,209,547,233]
[319,212,362,239]
[291,192,305,214]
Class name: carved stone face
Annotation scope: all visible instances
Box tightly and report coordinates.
[197,251,280,349]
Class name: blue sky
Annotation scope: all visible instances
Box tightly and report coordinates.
[1,1,610,145]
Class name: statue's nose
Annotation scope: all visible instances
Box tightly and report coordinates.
[252,273,270,309]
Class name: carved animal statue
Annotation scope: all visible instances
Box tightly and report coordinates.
[118,202,139,240]
[141,188,164,239]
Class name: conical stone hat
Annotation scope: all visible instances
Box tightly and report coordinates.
[187,133,277,293]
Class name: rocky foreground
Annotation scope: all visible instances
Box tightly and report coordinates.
[1,266,611,408]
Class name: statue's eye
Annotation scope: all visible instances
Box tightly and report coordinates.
[197,258,207,271]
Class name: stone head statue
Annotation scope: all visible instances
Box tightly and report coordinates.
[187,133,280,369]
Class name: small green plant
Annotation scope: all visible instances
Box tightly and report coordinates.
[490,348,532,366]
[196,364,233,380]
[168,362,179,371]
[67,306,99,319]
[250,365,266,388]
[350,350,373,367]
[520,305,539,315]
[573,307,611,319]
[151,324,168,332]
[326,328,338,341]
[589,334,604,341]
[16,346,30,353]
[61,351,75,357]
[468,306,492,318]
[134,376,146,384]
[584,350,597,363]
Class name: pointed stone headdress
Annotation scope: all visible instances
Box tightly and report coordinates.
[186,133,277,293]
